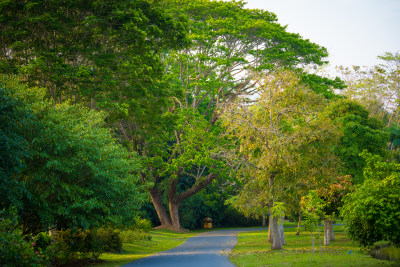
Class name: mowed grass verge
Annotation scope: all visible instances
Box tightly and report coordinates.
[96,229,206,267]
[229,223,397,266]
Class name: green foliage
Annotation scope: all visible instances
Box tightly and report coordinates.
[48,228,122,264]
[0,80,33,211]
[0,207,47,266]
[341,152,400,247]
[0,0,188,111]
[270,202,286,223]
[221,205,261,227]
[299,73,346,99]
[316,175,354,216]
[132,217,153,232]
[0,75,145,235]
[96,228,123,253]
[34,232,52,253]
[325,100,389,183]
[49,229,107,263]
[223,70,341,219]
[119,230,152,243]
[300,191,325,231]
[22,100,144,232]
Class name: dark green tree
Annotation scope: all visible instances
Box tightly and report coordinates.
[324,100,389,183]
[0,0,188,109]
[0,77,32,211]
[1,76,145,235]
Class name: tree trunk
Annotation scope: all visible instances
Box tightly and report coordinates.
[324,218,330,246]
[149,187,172,227]
[296,210,302,235]
[270,215,283,250]
[262,214,266,226]
[169,201,181,229]
[330,220,335,241]
[168,177,181,229]
[268,220,271,242]
[279,216,286,245]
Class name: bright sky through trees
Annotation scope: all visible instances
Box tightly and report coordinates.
[245,0,400,70]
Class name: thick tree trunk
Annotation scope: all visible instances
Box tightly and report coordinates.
[149,187,172,227]
[168,177,181,229]
[324,218,330,246]
[330,220,335,241]
[270,215,283,250]
[169,201,181,229]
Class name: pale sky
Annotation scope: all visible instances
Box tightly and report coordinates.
[244,0,400,70]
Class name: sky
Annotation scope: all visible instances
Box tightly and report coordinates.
[244,0,400,71]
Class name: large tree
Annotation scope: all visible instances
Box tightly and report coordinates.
[114,0,334,230]
[222,70,341,249]
[0,76,145,235]
[0,0,187,109]
[337,51,400,126]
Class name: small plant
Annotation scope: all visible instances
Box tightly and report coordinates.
[133,217,153,232]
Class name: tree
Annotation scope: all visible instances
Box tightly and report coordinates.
[337,51,400,126]
[315,175,353,244]
[324,100,389,183]
[0,76,145,235]
[0,77,33,211]
[0,0,188,109]
[341,151,400,247]
[116,0,334,230]
[222,70,341,249]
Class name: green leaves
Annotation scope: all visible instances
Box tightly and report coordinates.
[341,154,400,247]
[1,76,145,234]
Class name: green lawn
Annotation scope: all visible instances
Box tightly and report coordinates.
[96,229,206,267]
[229,224,397,266]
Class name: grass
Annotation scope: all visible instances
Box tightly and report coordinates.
[95,229,206,267]
[229,223,398,266]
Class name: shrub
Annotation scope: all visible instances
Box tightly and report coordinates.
[0,208,47,266]
[96,228,122,252]
[341,152,400,247]
[34,232,52,252]
[48,227,123,264]
[134,217,153,232]
[120,230,152,243]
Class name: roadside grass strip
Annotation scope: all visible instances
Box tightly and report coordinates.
[96,229,204,267]
[229,225,397,266]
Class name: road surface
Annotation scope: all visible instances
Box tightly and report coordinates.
[122,228,263,267]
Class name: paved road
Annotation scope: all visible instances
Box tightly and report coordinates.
[122,228,263,267]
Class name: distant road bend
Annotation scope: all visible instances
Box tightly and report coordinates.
[122,228,262,267]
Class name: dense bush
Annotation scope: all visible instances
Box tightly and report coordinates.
[0,208,47,266]
[49,228,122,264]
[96,228,122,252]
[341,152,400,247]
